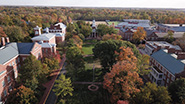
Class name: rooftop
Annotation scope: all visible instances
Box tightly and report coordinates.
[31,33,55,41]
[54,23,66,29]
[155,32,185,38]
[146,41,182,50]
[151,49,185,75]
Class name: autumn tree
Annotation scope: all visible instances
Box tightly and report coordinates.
[103,47,143,103]
[132,27,146,44]
[102,34,122,41]
[53,74,73,104]
[93,40,141,71]
[168,78,185,104]
[6,85,38,104]
[0,27,7,37]
[131,82,171,104]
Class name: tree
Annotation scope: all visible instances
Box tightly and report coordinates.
[3,26,25,42]
[43,57,59,70]
[165,31,174,43]
[103,47,143,103]
[132,27,146,44]
[0,27,7,37]
[67,35,83,49]
[19,55,44,90]
[137,54,150,75]
[6,85,38,104]
[66,46,85,80]
[96,24,118,36]
[53,74,73,103]
[168,78,185,104]
[102,34,122,41]
[131,82,171,104]
[93,40,141,71]
[173,33,185,51]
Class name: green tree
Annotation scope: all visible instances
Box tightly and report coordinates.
[93,40,141,71]
[43,57,59,70]
[66,46,85,80]
[168,78,185,104]
[6,85,38,104]
[96,24,118,36]
[165,31,174,43]
[137,54,150,75]
[19,55,43,90]
[53,74,73,104]
[131,82,171,104]
[3,26,25,42]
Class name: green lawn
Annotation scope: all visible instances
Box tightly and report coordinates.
[108,21,121,26]
[82,44,95,55]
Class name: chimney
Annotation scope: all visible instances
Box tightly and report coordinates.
[168,48,176,54]
[6,37,10,44]
[179,24,183,27]
[165,46,170,49]
[1,37,5,46]
[177,52,185,60]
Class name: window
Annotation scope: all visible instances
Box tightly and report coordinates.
[9,63,11,66]
[168,73,170,77]
[2,81,5,87]
[7,76,10,83]
[18,57,20,63]
[8,86,12,92]
[4,90,7,96]
[163,75,166,79]
[167,79,169,83]
[12,61,14,66]
[159,75,162,78]
[14,69,18,78]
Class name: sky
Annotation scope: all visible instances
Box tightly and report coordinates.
[1,0,185,9]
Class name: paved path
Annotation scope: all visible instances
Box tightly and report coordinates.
[39,55,66,104]
[73,82,102,85]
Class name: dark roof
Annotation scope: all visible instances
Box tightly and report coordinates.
[17,43,35,54]
[151,49,185,75]
[145,29,157,36]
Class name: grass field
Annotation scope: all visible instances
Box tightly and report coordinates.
[82,44,95,55]
[108,21,121,26]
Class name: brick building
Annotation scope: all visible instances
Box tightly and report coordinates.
[0,37,42,102]
[148,49,185,86]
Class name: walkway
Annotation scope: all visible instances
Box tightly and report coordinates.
[39,54,66,104]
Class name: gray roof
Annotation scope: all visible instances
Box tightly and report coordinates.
[17,43,34,54]
[155,32,184,38]
[31,33,55,41]
[0,42,36,65]
[0,43,19,64]
[40,43,56,48]
[151,49,185,75]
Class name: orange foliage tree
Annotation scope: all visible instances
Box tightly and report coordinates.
[133,27,146,43]
[0,27,7,37]
[102,34,122,41]
[103,47,143,103]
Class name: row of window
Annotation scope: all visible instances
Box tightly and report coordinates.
[9,57,20,66]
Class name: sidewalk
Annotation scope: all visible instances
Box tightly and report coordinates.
[39,54,66,104]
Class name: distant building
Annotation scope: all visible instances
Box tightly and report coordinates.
[0,37,42,102]
[156,24,185,32]
[145,41,182,55]
[118,19,151,41]
[146,31,184,41]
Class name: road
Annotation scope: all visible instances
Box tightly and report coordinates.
[45,62,66,104]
